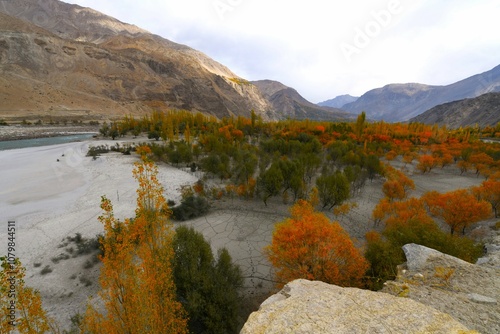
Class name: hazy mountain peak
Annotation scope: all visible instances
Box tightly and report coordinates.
[341,65,500,122]
[318,94,358,108]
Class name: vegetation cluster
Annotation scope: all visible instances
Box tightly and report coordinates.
[3,109,500,333]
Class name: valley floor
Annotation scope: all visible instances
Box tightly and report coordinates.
[0,135,496,331]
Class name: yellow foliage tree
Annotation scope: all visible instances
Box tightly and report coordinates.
[1,258,53,334]
[83,152,187,334]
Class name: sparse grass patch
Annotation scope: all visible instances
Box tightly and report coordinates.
[51,253,71,263]
[79,276,93,287]
[83,259,95,269]
[40,265,53,275]
[494,221,500,230]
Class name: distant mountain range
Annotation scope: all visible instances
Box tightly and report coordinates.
[0,0,351,123]
[1,0,499,127]
[410,92,500,128]
[318,95,358,109]
[252,80,354,121]
[334,65,500,123]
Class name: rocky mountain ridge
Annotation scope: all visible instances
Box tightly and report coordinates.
[317,94,359,108]
[1,0,324,122]
[410,92,500,128]
[340,65,500,122]
[252,80,354,121]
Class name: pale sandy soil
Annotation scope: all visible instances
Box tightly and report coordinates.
[0,138,492,331]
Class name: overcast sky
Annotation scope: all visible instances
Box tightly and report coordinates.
[64,0,500,103]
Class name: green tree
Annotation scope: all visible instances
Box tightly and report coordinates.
[364,154,382,181]
[173,226,242,334]
[232,149,258,185]
[316,171,350,210]
[257,163,284,206]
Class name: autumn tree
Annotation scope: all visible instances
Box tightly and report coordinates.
[382,166,415,201]
[372,197,434,228]
[1,258,53,334]
[416,154,436,174]
[423,189,492,235]
[265,200,368,288]
[83,151,187,334]
[473,178,500,217]
[469,152,494,177]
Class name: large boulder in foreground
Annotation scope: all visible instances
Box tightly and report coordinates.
[240,279,471,333]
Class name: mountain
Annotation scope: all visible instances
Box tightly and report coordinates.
[410,92,500,128]
[341,65,500,122]
[317,94,358,108]
[252,80,354,121]
[0,0,277,121]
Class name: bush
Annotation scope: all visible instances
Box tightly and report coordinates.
[171,195,209,221]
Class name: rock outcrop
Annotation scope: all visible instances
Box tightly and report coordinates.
[242,240,500,333]
[383,243,499,333]
[240,279,472,333]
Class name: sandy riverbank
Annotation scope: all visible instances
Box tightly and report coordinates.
[0,137,199,329]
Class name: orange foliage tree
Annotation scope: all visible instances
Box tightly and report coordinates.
[265,200,368,288]
[382,166,415,201]
[473,178,500,218]
[83,151,187,334]
[423,189,492,235]
[1,258,53,334]
[469,152,494,176]
[372,197,434,228]
[416,154,437,173]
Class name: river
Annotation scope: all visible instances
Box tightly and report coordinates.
[0,133,96,151]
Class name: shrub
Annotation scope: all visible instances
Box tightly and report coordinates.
[171,195,210,221]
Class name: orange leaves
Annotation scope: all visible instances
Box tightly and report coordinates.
[266,200,368,288]
[423,189,492,235]
[135,145,152,158]
[416,154,436,173]
[382,165,414,201]
[373,197,433,229]
[473,178,500,217]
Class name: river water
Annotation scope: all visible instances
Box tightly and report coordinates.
[0,133,96,151]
